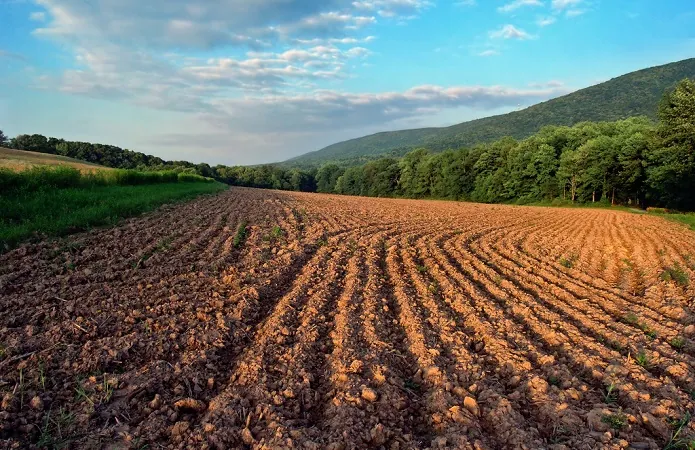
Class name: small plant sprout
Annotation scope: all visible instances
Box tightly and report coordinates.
[665,411,694,450]
[604,382,618,404]
[233,221,248,248]
[634,350,651,368]
[669,336,686,350]
[660,263,689,287]
[601,411,628,430]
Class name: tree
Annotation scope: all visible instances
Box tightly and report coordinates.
[0,130,8,147]
[648,78,695,210]
[315,164,344,193]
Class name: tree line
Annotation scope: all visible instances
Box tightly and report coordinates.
[231,79,695,210]
[2,78,694,210]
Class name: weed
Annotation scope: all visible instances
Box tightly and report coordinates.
[100,375,114,403]
[604,383,618,404]
[660,263,689,287]
[559,253,578,269]
[75,382,94,405]
[634,350,651,368]
[428,280,440,294]
[670,336,686,350]
[233,221,248,249]
[643,326,657,339]
[416,265,428,274]
[316,238,328,247]
[36,408,75,449]
[665,412,694,450]
[156,237,173,251]
[601,412,628,430]
[38,361,47,391]
[623,312,639,325]
[493,274,503,286]
[270,225,283,239]
[74,375,114,407]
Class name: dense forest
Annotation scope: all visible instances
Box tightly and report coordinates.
[2,78,694,211]
[285,58,695,167]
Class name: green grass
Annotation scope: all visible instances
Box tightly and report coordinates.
[601,412,628,430]
[1,182,227,250]
[651,212,695,232]
[233,221,248,248]
[660,263,690,287]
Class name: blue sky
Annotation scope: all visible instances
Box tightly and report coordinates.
[1,0,694,165]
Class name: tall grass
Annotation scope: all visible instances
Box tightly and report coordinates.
[0,166,224,251]
[0,166,212,195]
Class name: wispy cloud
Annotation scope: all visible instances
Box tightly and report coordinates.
[551,0,582,11]
[454,0,477,6]
[0,49,29,62]
[29,11,46,21]
[565,8,586,17]
[537,16,556,26]
[497,0,543,14]
[489,24,534,40]
[477,49,500,57]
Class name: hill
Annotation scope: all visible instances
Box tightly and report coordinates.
[0,147,112,172]
[284,58,695,167]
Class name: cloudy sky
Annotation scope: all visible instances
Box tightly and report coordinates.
[1,0,694,165]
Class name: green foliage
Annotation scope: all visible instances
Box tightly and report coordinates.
[601,412,628,430]
[669,336,686,350]
[0,129,8,146]
[660,263,690,286]
[285,58,695,167]
[0,166,213,197]
[634,350,651,368]
[233,221,248,248]
[604,383,618,404]
[648,78,695,211]
[0,182,226,251]
[665,412,694,450]
[36,408,75,449]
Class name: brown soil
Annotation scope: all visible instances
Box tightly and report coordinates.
[1,188,694,449]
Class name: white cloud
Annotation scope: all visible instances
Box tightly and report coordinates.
[497,0,543,14]
[528,80,564,88]
[352,0,432,17]
[24,0,575,164]
[536,16,556,26]
[489,24,534,40]
[565,8,586,17]
[29,11,46,21]
[551,0,582,10]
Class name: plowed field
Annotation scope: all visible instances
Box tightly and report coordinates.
[1,187,694,450]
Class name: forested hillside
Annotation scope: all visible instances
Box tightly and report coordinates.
[285,58,695,167]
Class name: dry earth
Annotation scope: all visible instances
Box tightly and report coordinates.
[1,187,694,449]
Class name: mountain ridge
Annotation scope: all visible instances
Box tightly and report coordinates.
[283,58,695,167]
